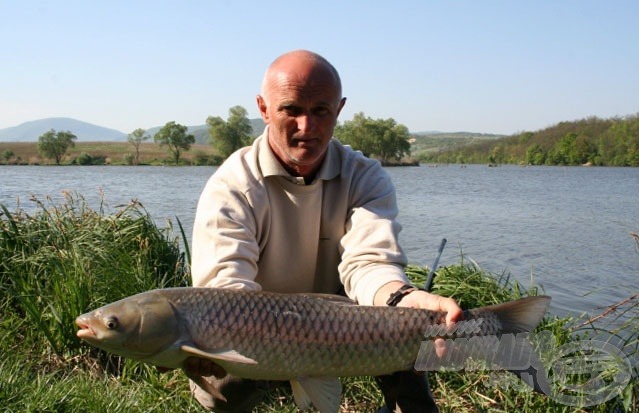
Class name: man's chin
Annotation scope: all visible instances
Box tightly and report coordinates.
[288,145,325,163]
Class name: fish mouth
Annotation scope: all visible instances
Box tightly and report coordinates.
[75,317,96,339]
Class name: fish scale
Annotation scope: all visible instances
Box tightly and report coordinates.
[76,287,551,411]
[152,288,508,379]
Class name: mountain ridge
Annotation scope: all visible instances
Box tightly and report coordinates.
[0,117,495,143]
[0,118,128,142]
[0,117,268,143]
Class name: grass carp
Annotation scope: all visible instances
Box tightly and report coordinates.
[76,287,551,412]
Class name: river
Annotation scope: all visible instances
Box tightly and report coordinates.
[1,164,637,324]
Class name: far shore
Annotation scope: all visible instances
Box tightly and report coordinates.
[0,141,420,167]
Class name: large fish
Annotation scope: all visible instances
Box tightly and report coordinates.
[76,287,551,412]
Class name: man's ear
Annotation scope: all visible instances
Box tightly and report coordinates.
[336,97,347,117]
[256,95,269,123]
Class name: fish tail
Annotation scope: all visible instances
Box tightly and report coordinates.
[475,295,551,334]
[475,295,553,394]
[415,296,553,395]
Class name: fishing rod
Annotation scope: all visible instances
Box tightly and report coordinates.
[424,238,447,292]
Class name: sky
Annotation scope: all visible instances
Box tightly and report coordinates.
[1,1,638,135]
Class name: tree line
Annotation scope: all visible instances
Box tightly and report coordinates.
[33,107,414,166]
[26,110,639,167]
[34,122,197,166]
[207,107,413,164]
[423,114,639,167]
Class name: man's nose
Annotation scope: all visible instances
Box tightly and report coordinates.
[296,114,314,133]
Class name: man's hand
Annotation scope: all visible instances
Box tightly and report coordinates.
[397,289,463,358]
[396,289,463,324]
[375,281,463,358]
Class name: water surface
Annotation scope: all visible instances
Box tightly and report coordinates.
[2,164,637,322]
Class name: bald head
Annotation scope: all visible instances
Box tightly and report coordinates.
[260,50,342,103]
[256,50,346,179]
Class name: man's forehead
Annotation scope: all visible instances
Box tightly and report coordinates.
[272,68,335,88]
[275,89,340,107]
[268,73,340,104]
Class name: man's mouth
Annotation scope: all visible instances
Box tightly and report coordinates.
[293,138,318,146]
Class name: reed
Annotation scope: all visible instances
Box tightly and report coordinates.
[1,193,188,358]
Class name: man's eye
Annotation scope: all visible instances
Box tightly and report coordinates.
[283,106,303,116]
[312,107,330,116]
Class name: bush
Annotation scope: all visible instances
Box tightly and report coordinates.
[123,153,135,165]
[73,152,107,165]
[192,151,224,166]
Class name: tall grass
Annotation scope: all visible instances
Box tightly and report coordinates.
[0,195,636,412]
[0,193,188,360]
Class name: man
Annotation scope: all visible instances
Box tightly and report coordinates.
[190,49,462,412]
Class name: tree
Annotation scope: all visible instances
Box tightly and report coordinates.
[418,113,639,166]
[489,144,505,165]
[207,105,253,159]
[375,120,411,162]
[335,112,411,162]
[127,128,150,165]
[572,135,596,165]
[37,129,77,165]
[154,121,195,165]
[525,144,546,165]
[335,112,373,156]
[2,149,15,164]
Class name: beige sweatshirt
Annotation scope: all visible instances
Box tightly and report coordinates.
[191,130,409,305]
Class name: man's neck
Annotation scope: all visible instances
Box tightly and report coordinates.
[277,158,320,184]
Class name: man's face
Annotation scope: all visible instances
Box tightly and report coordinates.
[257,65,346,178]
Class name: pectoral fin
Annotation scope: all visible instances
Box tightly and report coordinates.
[290,377,342,413]
[181,345,258,365]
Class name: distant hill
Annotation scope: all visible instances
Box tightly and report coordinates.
[0,117,267,143]
[144,124,210,144]
[0,118,127,142]
[412,131,504,139]
[124,118,266,144]
[249,118,266,136]
[421,114,639,166]
[410,131,504,157]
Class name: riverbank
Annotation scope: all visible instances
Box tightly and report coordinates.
[0,141,218,165]
[0,141,422,167]
[1,195,636,412]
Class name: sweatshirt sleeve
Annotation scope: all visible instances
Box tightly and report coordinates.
[191,173,262,291]
[338,162,409,305]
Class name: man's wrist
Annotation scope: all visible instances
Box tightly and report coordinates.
[386,284,418,306]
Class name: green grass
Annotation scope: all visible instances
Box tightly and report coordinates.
[0,141,218,165]
[0,195,636,412]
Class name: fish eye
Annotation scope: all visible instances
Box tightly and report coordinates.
[105,316,119,330]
